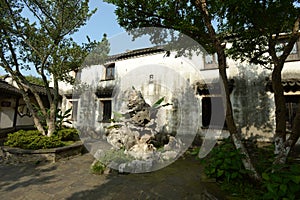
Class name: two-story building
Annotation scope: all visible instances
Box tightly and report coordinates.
[58,40,300,142]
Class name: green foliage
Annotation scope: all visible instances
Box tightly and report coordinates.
[262,164,300,200]
[105,0,213,52]
[5,130,64,150]
[54,128,80,141]
[219,0,300,65]
[0,0,109,136]
[56,108,72,130]
[151,96,165,108]
[90,161,106,175]
[203,139,248,183]
[25,75,45,86]
[202,141,300,199]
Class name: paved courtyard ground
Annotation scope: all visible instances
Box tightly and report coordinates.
[0,153,226,200]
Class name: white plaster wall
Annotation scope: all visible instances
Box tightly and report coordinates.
[16,115,34,126]
[0,108,14,128]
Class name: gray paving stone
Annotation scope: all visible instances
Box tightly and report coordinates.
[0,153,226,200]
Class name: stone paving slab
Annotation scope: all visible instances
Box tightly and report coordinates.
[0,153,226,200]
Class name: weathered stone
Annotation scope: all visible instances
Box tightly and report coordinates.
[127,143,156,160]
[163,136,182,151]
[161,151,178,160]
[106,126,138,150]
[102,88,183,172]
[118,159,154,173]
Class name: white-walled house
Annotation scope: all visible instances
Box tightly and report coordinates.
[58,42,300,142]
[0,77,54,137]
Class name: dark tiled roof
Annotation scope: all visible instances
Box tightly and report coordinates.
[29,83,55,96]
[95,84,114,98]
[0,79,55,96]
[266,79,300,92]
[105,46,166,63]
[0,80,22,96]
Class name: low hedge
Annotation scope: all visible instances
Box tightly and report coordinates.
[4,128,80,150]
[55,128,80,141]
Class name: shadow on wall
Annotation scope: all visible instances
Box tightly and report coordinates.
[232,64,274,141]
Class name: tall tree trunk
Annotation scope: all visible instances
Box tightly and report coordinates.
[195,0,261,181]
[274,97,300,164]
[46,76,60,136]
[22,91,46,135]
[272,63,287,162]
[46,106,56,137]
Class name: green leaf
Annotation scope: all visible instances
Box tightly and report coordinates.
[231,172,238,179]
[291,176,300,184]
[279,184,287,193]
[152,97,165,108]
[217,169,224,177]
[262,172,270,181]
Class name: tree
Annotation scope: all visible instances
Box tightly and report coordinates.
[25,75,44,85]
[105,0,261,180]
[0,0,107,136]
[219,0,300,164]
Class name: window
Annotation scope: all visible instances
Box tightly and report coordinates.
[205,54,213,64]
[202,97,226,129]
[105,63,115,80]
[285,98,299,132]
[101,100,112,122]
[203,53,219,70]
[291,43,297,54]
[70,101,78,121]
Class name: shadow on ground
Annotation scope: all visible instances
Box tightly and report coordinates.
[0,162,57,192]
[66,155,226,200]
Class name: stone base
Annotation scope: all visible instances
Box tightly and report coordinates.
[0,141,84,164]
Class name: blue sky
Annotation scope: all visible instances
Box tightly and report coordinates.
[72,1,124,44]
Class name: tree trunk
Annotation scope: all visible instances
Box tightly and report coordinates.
[46,76,60,137]
[218,48,262,182]
[272,63,288,164]
[22,92,46,135]
[195,0,261,182]
[272,65,287,145]
[273,98,300,164]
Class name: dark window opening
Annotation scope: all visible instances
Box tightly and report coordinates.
[105,63,115,80]
[102,100,112,122]
[202,96,227,129]
[285,96,299,132]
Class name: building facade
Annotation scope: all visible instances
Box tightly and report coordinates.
[58,42,300,142]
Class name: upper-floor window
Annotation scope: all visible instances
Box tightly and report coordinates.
[205,54,214,64]
[105,63,115,80]
[291,43,297,54]
[203,53,218,70]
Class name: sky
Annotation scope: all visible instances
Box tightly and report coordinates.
[72,1,153,55]
[72,1,124,45]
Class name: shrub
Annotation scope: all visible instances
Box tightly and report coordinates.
[5,130,64,150]
[90,160,106,175]
[203,138,249,183]
[55,128,79,141]
[262,164,300,200]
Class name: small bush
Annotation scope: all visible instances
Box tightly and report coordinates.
[91,160,106,175]
[55,128,79,141]
[262,164,300,200]
[5,130,64,150]
[203,138,248,183]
